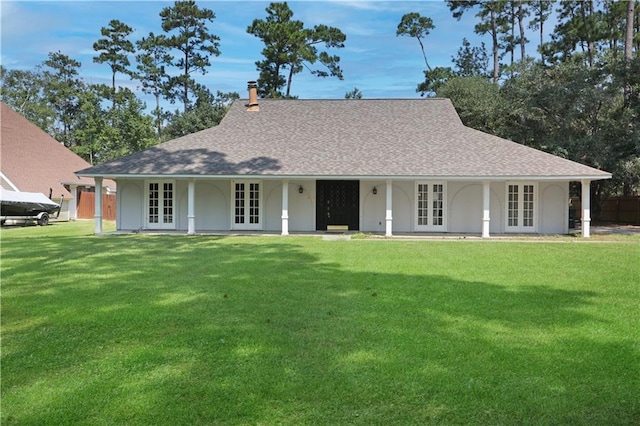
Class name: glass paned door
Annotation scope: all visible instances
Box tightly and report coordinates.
[415,182,446,231]
[147,181,175,229]
[233,181,261,229]
[506,183,536,232]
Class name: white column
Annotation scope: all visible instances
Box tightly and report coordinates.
[581,179,591,238]
[187,179,195,235]
[68,185,78,221]
[281,180,289,235]
[94,177,103,234]
[482,181,491,238]
[385,180,393,237]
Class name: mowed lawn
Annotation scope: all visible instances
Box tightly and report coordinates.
[1,222,638,425]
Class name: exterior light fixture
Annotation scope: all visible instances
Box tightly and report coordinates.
[299,186,304,194]
[372,186,377,195]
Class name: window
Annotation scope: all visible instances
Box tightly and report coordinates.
[506,183,536,232]
[233,181,261,229]
[416,182,446,231]
[146,180,175,229]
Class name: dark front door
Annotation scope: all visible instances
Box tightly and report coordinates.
[316,180,360,231]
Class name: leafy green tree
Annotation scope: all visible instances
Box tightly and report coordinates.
[160,0,220,112]
[396,12,436,71]
[447,0,510,83]
[93,19,135,94]
[247,2,346,98]
[73,85,156,164]
[541,1,605,67]
[134,32,173,137]
[454,38,490,77]
[344,87,363,99]
[0,65,53,130]
[41,51,84,147]
[436,76,505,134]
[163,87,238,139]
[528,0,553,63]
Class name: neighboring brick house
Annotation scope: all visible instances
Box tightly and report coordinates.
[0,102,113,220]
[77,83,611,237]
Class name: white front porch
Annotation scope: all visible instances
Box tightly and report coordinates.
[94,177,594,237]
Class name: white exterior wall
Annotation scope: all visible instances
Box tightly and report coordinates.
[448,182,504,233]
[117,179,144,230]
[265,180,315,232]
[113,178,570,235]
[538,181,569,234]
[178,180,231,231]
[360,181,413,233]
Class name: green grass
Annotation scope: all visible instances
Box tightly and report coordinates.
[2,221,639,425]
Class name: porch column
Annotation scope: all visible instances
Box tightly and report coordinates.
[94,177,103,234]
[281,180,289,235]
[187,179,195,235]
[385,180,393,237]
[581,179,591,238]
[482,181,491,238]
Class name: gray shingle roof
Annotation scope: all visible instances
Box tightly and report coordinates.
[77,98,611,180]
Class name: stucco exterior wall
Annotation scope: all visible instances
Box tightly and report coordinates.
[117,179,144,230]
[113,178,570,235]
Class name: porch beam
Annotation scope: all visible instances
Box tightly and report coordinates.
[187,179,195,235]
[94,177,103,234]
[482,181,490,238]
[281,180,289,235]
[581,179,591,238]
[385,180,393,237]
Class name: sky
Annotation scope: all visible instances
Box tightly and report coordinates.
[0,0,547,102]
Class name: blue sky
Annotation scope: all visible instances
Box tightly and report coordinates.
[1,1,546,101]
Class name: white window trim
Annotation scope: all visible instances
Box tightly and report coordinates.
[231,180,263,230]
[505,182,538,233]
[145,179,176,230]
[414,181,447,231]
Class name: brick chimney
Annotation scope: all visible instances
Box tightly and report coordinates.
[246,81,259,112]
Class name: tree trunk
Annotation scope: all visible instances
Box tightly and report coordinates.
[183,51,189,112]
[624,0,636,102]
[491,8,499,83]
[539,3,545,63]
[518,0,526,64]
[286,65,294,98]
[625,0,635,60]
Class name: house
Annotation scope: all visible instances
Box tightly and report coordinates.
[77,82,611,237]
[1,102,114,221]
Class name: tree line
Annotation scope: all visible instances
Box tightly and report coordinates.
[0,1,346,165]
[1,0,639,210]
[399,0,639,212]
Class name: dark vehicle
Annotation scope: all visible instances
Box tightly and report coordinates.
[1,188,62,226]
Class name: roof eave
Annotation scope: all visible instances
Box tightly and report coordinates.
[75,173,612,181]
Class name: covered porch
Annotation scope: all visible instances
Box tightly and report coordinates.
[91,177,597,238]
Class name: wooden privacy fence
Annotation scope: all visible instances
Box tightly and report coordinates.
[571,196,640,225]
[77,192,116,221]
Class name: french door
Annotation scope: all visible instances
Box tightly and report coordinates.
[233,181,262,230]
[506,183,537,232]
[146,181,175,229]
[415,182,446,231]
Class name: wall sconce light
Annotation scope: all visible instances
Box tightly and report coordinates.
[372,186,377,195]
[299,185,304,194]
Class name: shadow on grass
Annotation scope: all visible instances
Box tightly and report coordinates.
[2,234,638,425]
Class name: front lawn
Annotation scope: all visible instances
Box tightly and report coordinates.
[2,222,638,424]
